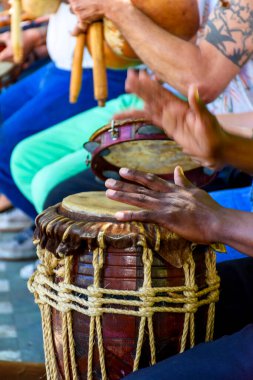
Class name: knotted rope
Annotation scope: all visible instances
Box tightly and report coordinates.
[29,227,220,380]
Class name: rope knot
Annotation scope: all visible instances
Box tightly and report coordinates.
[138,287,154,317]
[87,285,103,317]
[183,303,198,313]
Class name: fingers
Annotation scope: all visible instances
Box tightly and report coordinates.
[118,168,175,192]
[72,23,88,36]
[114,209,157,223]
[173,166,195,188]
[106,189,160,209]
[113,109,149,121]
[105,178,161,197]
[125,69,161,101]
[188,85,203,110]
[0,48,12,62]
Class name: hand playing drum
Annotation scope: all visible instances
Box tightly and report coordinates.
[105,166,224,245]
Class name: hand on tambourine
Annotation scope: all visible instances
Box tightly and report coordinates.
[124,69,227,169]
[105,167,223,244]
[113,69,170,127]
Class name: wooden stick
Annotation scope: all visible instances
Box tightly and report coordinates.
[89,21,108,107]
[69,33,86,104]
[10,0,23,64]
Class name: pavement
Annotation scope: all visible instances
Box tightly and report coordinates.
[0,232,44,364]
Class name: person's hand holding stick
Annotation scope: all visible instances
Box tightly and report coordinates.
[10,0,23,63]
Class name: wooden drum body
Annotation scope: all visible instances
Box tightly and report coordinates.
[30,192,220,380]
[84,119,215,187]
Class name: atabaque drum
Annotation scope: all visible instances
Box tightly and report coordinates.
[29,192,220,380]
[84,119,215,187]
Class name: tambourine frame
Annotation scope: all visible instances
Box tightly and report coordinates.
[84,119,216,187]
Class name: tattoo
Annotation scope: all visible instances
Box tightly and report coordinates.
[204,0,253,67]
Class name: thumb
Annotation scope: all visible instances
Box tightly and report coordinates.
[71,23,88,36]
[188,84,205,115]
[125,69,139,93]
[174,166,194,188]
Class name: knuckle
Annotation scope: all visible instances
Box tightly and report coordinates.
[138,193,148,202]
[140,211,150,220]
[137,186,147,194]
[145,172,156,182]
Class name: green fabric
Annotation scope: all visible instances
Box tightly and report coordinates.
[11,94,144,213]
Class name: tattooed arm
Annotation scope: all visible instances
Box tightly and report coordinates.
[70,0,253,103]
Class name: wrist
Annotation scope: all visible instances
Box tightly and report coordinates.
[217,129,236,168]
[105,0,133,22]
[210,206,231,245]
[206,117,231,169]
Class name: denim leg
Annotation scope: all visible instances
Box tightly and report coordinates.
[0,66,127,217]
[0,62,55,123]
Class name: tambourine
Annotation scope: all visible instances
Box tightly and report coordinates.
[84,119,216,187]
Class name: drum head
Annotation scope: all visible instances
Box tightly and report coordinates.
[0,62,14,76]
[62,191,140,219]
[97,140,199,176]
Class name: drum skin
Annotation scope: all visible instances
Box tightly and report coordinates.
[21,0,60,18]
[104,0,199,62]
[34,193,212,380]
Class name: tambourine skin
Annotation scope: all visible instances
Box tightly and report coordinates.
[32,193,217,380]
[84,120,216,188]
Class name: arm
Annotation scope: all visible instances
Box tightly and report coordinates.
[120,69,253,174]
[70,0,253,102]
[0,26,48,63]
[217,113,253,138]
[105,168,253,256]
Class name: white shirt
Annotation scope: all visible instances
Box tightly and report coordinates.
[46,3,93,71]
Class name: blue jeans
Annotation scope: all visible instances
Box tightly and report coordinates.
[210,185,253,262]
[0,62,127,217]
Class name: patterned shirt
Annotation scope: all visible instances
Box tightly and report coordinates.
[198,0,253,114]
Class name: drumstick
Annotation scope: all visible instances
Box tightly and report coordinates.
[10,0,23,64]
[69,33,86,104]
[89,21,108,107]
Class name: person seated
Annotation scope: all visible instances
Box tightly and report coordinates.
[8,0,253,262]
[0,1,127,259]
[104,84,253,380]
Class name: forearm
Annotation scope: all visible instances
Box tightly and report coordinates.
[217,113,253,138]
[215,208,253,256]
[104,2,235,102]
[219,132,253,174]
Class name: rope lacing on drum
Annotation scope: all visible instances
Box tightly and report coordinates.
[28,224,220,380]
